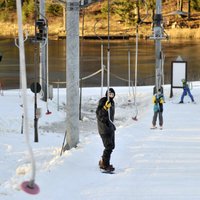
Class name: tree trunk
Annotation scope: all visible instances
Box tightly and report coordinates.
[180,0,183,11]
[135,0,141,23]
[177,0,180,10]
[188,0,191,20]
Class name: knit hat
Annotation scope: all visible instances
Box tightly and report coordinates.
[105,88,115,98]
[182,79,186,83]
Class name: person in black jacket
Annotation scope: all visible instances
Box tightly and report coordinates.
[96,88,116,172]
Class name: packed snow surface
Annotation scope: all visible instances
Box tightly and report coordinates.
[1,83,200,200]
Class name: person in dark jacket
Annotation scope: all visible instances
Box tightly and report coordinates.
[96,88,116,172]
[179,79,195,103]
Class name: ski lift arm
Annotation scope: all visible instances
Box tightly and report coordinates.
[15,30,29,48]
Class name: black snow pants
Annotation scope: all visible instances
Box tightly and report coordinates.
[100,131,115,166]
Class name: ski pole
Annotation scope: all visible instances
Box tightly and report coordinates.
[21,114,24,134]
[60,131,67,156]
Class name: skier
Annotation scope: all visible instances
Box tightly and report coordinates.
[96,88,116,172]
[179,79,195,103]
[152,88,164,129]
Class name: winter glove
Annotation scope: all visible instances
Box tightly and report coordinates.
[160,98,164,104]
[152,96,156,104]
[103,101,111,111]
[112,123,116,131]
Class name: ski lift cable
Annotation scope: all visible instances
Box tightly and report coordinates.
[45,21,51,114]
[14,30,28,99]
[16,0,39,195]
[51,68,104,111]
[45,36,51,113]
[104,68,155,84]
[132,0,149,121]
[94,19,105,97]
[15,31,28,122]
[51,67,155,92]
[81,68,103,80]
[132,24,139,121]
[106,0,116,127]
[51,67,103,88]
[14,30,28,48]
[107,0,112,123]
[36,4,51,114]
[94,20,104,41]
[161,51,165,86]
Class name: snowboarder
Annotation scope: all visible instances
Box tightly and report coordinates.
[152,88,164,129]
[96,88,116,172]
[179,79,195,103]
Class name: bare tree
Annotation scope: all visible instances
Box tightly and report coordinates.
[180,0,183,11]
[177,0,183,11]
[188,0,191,20]
[135,0,141,23]
[147,0,156,22]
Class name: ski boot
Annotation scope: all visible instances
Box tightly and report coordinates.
[151,125,157,129]
[99,160,115,172]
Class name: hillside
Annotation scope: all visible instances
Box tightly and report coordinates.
[0,0,200,39]
[81,0,200,39]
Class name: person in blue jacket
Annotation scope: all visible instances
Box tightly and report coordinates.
[179,79,195,103]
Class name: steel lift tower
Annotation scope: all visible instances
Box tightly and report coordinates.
[149,0,168,93]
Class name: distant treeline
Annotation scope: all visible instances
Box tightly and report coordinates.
[0,0,63,22]
[0,0,200,24]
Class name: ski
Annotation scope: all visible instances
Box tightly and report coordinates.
[172,101,196,104]
[132,116,138,121]
[150,127,163,130]
[150,127,157,130]
[100,169,115,174]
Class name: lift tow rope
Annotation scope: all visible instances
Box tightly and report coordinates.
[16,0,40,195]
